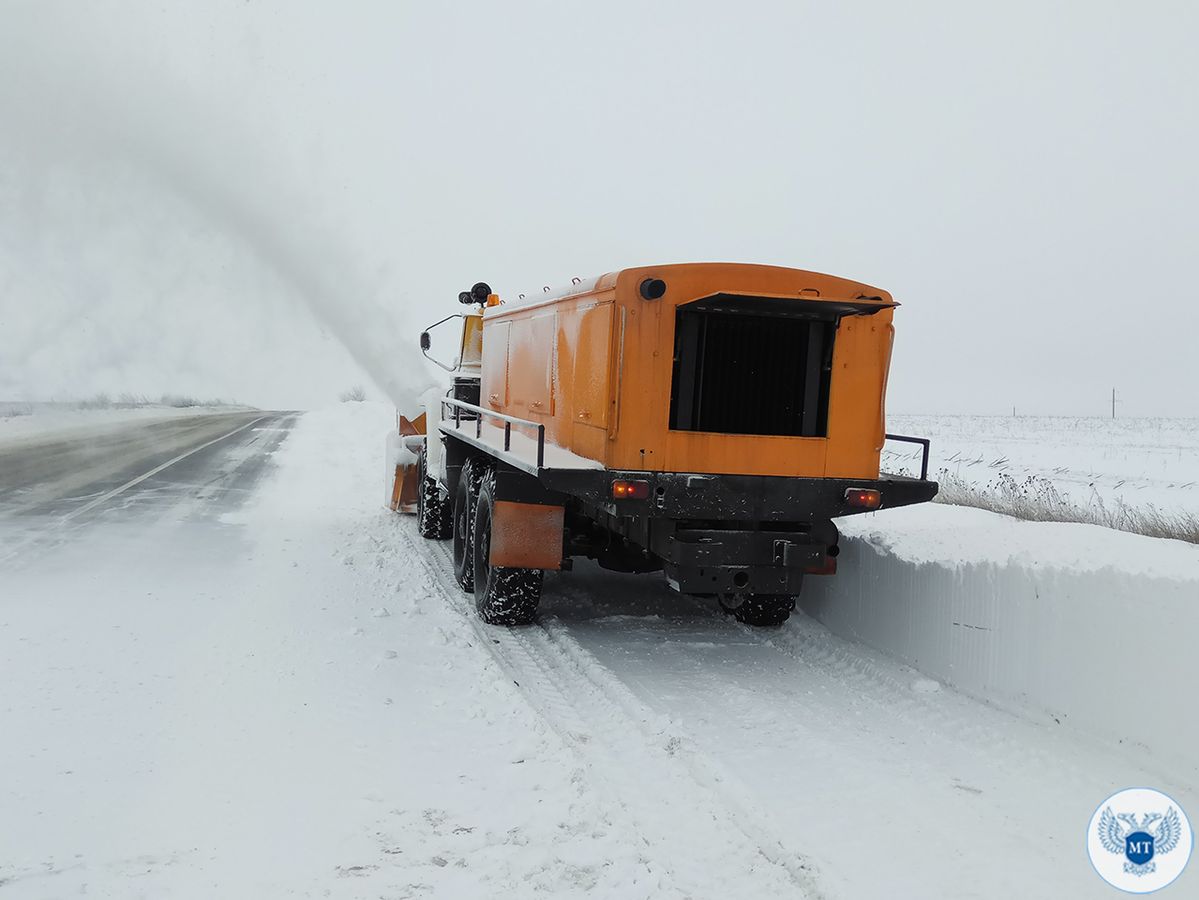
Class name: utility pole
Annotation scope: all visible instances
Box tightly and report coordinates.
[1111,387,1118,419]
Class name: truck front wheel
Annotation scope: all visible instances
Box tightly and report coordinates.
[720,594,796,626]
[472,466,542,626]
[416,445,452,539]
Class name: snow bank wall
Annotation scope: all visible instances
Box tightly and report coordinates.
[800,506,1199,780]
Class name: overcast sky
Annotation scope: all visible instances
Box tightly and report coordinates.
[1,1,1196,415]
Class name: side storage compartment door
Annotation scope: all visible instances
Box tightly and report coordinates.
[556,302,614,464]
[506,313,555,419]
[569,303,613,428]
[481,321,510,410]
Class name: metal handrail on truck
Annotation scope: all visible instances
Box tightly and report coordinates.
[442,397,547,470]
[884,433,931,481]
[439,401,930,483]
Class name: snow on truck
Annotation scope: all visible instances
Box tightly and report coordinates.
[387,263,938,626]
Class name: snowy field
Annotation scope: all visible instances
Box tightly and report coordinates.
[2,402,1196,898]
[886,414,1199,516]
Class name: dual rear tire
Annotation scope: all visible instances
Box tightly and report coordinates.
[471,467,542,625]
[451,458,485,590]
[451,458,542,625]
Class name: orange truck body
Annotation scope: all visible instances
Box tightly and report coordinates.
[481,262,895,478]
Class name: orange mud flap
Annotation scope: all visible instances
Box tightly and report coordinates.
[387,413,426,514]
[489,502,565,570]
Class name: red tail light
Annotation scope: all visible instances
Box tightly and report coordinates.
[612,479,650,500]
[845,488,882,509]
[806,557,838,576]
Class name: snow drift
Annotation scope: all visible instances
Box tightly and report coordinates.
[803,504,1199,780]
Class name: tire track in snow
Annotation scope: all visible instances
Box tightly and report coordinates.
[750,613,1192,796]
[398,527,825,899]
[526,563,1199,896]
[545,558,1090,787]
[533,618,825,894]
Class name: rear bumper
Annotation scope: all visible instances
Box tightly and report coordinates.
[539,469,938,522]
[660,527,826,595]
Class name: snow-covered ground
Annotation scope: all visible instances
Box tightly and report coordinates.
[2,403,1196,898]
[814,504,1199,779]
[886,414,1199,515]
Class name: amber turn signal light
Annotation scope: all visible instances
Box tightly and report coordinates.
[844,488,882,509]
[612,480,650,499]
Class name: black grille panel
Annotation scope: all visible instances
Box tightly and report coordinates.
[669,298,835,437]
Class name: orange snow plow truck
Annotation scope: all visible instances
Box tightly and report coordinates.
[387,263,937,626]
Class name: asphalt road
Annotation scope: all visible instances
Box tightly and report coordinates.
[0,411,297,565]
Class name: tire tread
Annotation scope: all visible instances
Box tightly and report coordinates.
[473,465,542,626]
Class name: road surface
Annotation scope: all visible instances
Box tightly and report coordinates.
[0,411,294,566]
[1,404,1193,899]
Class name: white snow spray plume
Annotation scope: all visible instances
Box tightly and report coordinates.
[0,23,433,413]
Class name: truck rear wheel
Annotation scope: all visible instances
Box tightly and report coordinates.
[720,594,796,626]
[472,466,542,626]
[452,458,484,591]
[416,445,452,539]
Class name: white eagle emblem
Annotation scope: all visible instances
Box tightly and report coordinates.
[1099,805,1184,876]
